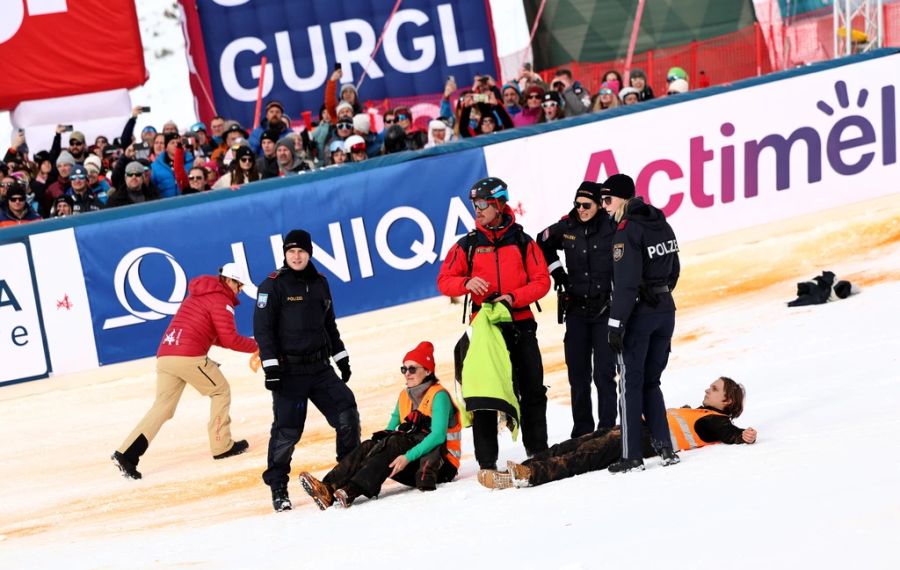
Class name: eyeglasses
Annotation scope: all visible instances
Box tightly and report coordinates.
[541,101,558,109]
[396,114,409,121]
[667,75,681,82]
[239,156,253,163]
[573,201,594,210]
[336,121,353,130]
[599,89,613,95]
[70,175,86,180]
[601,196,614,206]
[472,199,496,211]
[69,140,84,146]
[126,172,143,178]
[8,196,25,202]
[188,175,205,181]
[400,365,422,374]
[383,118,396,124]
[527,94,542,100]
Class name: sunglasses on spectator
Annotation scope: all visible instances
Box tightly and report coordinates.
[599,89,613,95]
[573,201,594,210]
[336,121,353,130]
[8,196,25,202]
[383,118,396,124]
[527,94,542,100]
[400,365,422,374]
[541,101,559,109]
[239,156,253,162]
[125,172,143,178]
[472,199,496,211]
[601,196,614,205]
[70,140,84,146]
[70,174,86,180]
[188,175,205,181]
[396,114,410,121]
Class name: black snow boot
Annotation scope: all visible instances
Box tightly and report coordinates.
[608,458,645,474]
[272,487,292,512]
[111,451,142,480]
[213,439,249,460]
[659,447,681,466]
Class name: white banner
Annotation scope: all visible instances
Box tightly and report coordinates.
[0,243,49,384]
[484,53,900,242]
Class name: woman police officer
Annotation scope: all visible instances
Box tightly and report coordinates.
[601,174,681,473]
[537,182,618,437]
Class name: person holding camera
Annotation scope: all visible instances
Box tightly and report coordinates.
[457,88,513,139]
[537,181,618,438]
[254,229,361,512]
[298,341,461,510]
[551,69,591,116]
[150,132,194,198]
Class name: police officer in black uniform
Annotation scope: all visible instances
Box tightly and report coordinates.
[254,229,360,511]
[601,175,681,473]
[537,181,618,438]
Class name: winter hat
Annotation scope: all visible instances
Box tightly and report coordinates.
[275,136,297,160]
[71,164,88,179]
[502,82,521,97]
[382,126,407,154]
[524,84,545,99]
[125,161,145,175]
[336,101,354,116]
[575,181,603,204]
[340,83,358,99]
[344,134,366,153]
[224,121,248,138]
[403,341,435,372]
[6,181,26,199]
[265,100,285,114]
[329,139,346,153]
[600,174,636,200]
[619,87,641,101]
[667,79,689,95]
[83,154,102,174]
[261,129,279,144]
[69,131,86,143]
[190,121,207,133]
[33,150,51,165]
[283,229,313,255]
[163,132,180,146]
[352,113,371,134]
[542,91,563,106]
[54,194,74,209]
[630,68,647,80]
[428,119,448,131]
[56,150,76,167]
[233,145,255,163]
[667,67,688,81]
[141,126,157,136]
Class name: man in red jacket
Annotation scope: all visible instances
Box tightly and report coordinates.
[112,263,258,480]
[437,177,551,471]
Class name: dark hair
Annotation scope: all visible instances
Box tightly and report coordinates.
[719,376,745,419]
[602,69,623,86]
[555,68,573,79]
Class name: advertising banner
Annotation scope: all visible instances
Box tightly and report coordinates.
[0,0,146,110]
[483,53,900,243]
[76,148,487,365]
[0,243,49,386]
[180,0,498,125]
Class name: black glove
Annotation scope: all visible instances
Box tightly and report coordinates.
[608,326,624,353]
[336,356,351,383]
[263,365,282,392]
[551,267,569,292]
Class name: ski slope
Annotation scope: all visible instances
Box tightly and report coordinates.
[1,194,899,570]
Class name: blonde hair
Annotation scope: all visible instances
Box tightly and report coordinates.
[614,198,631,223]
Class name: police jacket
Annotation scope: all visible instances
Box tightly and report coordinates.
[437,206,550,322]
[253,262,347,366]
[537,208,616,303]
[609,197,680,328]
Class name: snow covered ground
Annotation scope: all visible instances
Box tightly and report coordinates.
[1,195,899,569]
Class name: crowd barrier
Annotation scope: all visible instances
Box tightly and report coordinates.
[2,48,898,386]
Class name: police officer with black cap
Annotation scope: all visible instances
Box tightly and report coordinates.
[254,229,360,512]
[537,181,618,437]
[600,174,681,474]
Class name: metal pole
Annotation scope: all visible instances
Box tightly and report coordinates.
[623,0,647,86]
[252,55,268,129]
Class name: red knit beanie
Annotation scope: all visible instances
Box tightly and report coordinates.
[403,341,435,372]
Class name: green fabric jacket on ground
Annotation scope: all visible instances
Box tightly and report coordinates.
[386,390,452,462]
[460,302,520,440]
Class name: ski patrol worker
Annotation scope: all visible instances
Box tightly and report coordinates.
[601,174,681,473]
[437,177,551,471]
[537,181,618,437]
[254,229,360,512]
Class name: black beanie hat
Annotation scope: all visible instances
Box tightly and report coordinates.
[600,174,636,199]
[575,181,603,203]
[283,229,313,255]
[163,132,180,146]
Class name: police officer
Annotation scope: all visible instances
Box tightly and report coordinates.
[601,174,681,473]
[437,177,551,470]
[254,229,360,512]
[537,181,618,438]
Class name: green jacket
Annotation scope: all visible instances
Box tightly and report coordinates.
[461,302,520,440]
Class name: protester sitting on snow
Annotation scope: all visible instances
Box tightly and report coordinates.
[299,341,461,510]
[478,377,757,489]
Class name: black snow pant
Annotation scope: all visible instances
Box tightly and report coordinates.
[523,427,655,486]
[564,307,617,437]
[472,319,548,469]
[322,433,457,498]
[262,361,360,490]
[618,311,675,460]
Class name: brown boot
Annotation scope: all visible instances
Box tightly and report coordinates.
[476,468,513,490]
[298,472,334,510]
[506,460,532,487]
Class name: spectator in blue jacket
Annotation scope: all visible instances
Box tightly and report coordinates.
[248,100,290,154]
[151,133,193,198]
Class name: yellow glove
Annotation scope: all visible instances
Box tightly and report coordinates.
[249,351,261,372]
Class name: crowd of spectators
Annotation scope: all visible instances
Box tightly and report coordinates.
[0,65,693,227]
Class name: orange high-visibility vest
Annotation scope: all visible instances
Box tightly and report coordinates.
[667,408,727,451]
[398,383,462,468]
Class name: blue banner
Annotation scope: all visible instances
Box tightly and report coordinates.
[194,0,497,126]
[76,149,488,365]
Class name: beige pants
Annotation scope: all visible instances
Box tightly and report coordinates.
[118,355,234,457]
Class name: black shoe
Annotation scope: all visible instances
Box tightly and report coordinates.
[272,487,292,512]
[213,439,249,460]
[111,451,142,480]
[608,458,645,474]
[659,448,681,467]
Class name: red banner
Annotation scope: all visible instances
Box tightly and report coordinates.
[0,0,146,110]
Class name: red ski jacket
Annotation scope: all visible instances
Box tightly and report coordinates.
[156,275,258,357]
[437,206,550,321]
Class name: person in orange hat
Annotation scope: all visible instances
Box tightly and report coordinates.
[298,341,462,510]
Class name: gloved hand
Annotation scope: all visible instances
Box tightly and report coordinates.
[608,326,624,353]
[551,268,569,292]
[263,365,282,392]
[336,356,352,383]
